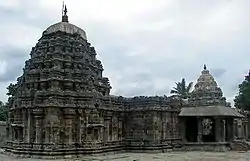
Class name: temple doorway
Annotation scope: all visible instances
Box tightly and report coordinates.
[185,117,198,142]
[202,118,215,142]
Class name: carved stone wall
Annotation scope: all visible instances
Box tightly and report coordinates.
[0,121,6,147]
[121,96,182,151]
[5,17,183,157]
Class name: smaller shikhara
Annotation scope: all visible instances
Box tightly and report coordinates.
[4,5,246,158]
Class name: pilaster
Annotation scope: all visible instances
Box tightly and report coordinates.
[32,108,44,143]
[222,119,226,142]
[25,110,31,142]
[63,108,76,144]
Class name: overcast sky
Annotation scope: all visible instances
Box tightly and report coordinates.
[0,0,250,106]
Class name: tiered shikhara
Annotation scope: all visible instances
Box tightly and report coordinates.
[188,65,230,107]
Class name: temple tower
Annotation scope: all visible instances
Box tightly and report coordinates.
[179,65,243,150]
[5,6,124,156]
[188,65,229,107]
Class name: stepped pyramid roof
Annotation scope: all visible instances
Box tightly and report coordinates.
[180,65,243,117]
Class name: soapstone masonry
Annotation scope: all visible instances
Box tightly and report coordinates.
[188,65,230,107]
[4,7,247,157]
[5,9,182,157]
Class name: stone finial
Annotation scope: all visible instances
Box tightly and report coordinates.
[204,64,207,70]
[64,5,67,15]
[62,3,69,22]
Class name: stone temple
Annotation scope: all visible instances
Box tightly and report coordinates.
[4,6,247,157]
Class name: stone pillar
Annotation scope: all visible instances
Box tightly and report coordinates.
[237,119,242,139]
[221,119,226,142]
[215,118,221,142]
[227,118,235,141]
[197,117,202,142]
[241,120,246,139]
[234,119,238,140]
[245,120,248,140]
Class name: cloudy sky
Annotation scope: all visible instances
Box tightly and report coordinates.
[0,0,250,106]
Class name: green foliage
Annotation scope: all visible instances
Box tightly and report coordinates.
[1,83,17,121]
[234,71,250,111]
[0,101,7,121]
[6,83,18,109]
[170,78,193,99]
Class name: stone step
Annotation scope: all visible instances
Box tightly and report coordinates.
[230,140,248,151]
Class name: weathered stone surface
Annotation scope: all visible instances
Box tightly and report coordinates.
[5,11,182,157]
[5,8,246,158]
[187,65,230,107]
[230,140,248,151]
[44,22,87,40]
[178,65,246,151]
[1,151,250,161]
[0,121,6,148]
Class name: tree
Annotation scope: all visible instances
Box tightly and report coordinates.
[0,101,7,121]
[170,78,193,99]
[234,71,250,111]
[6,83,18,108]
[1,82,18,122]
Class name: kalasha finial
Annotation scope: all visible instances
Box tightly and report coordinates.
[62,2,69,22]
[204,64,207,70]
[64,5,67,15]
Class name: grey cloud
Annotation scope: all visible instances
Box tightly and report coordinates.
[211,68,226,78]
[1,0,250,102]
[0,5,50,30]
[115,82,155,97]
[0,47,27,82]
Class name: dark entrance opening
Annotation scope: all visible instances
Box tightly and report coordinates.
[185,117,198,142]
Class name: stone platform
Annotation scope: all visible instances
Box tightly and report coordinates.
[182,142,230,152]
[0,150,250,161]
